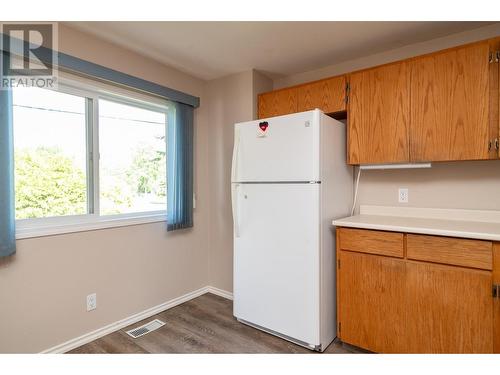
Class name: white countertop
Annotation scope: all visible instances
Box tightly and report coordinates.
[332,205,500,242]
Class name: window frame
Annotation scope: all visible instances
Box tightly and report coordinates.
[14,74,169,239]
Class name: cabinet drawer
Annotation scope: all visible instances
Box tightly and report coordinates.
[338,228,404,258]
[407,234,492,270]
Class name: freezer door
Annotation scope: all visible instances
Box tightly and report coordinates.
[232,111,320,182]
[233,183,321,346]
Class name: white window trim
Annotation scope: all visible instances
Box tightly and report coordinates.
[14,73,169,240]
[16,212,166,240]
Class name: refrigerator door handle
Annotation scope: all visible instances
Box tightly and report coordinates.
[231,129,240,182]
[231,183,241,237]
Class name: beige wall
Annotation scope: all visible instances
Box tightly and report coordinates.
[0,24,210,353]
[274,23,500,215]
[252,70,274,120]
[205,70,272,292]
[356,161,500,212]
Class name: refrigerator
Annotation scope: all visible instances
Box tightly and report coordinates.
[231,109,353,351]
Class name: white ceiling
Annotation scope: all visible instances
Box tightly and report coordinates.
[68,22,495,81]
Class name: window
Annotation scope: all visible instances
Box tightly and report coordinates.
[13,88,89,220]
[12,76,168,237]
[98,99,166,215]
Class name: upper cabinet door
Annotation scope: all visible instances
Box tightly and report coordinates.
[297,75,346,114]
[258,88,298,119]
[348,62,411,164]
[410,42,492,162]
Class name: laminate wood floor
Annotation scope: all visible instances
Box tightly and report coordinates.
[69,293,365,354]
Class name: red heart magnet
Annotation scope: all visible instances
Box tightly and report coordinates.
[259,121,269,132]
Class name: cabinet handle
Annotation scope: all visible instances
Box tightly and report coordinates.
[496,139,499,151]
[490,51,500,63]
[488,140,492,151]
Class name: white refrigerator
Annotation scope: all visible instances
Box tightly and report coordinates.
[232,109,353,351]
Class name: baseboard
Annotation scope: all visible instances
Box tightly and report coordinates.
[41,285,232,354]
[205,286,233,300]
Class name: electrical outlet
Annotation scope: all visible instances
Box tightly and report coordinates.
[398,188,409,203]
[86,293,97,312]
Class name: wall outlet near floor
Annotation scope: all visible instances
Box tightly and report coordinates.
[86,293,97,312]
[398,188,409,203]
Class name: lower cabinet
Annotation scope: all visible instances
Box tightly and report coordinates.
[337,227,498,353]
[406,261,493,353]
[339,251,406,353]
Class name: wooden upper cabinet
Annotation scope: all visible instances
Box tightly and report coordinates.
[257,88,298,119]
[410,41,493,162]
[348,61,411,164]
[297,75,346,114]
[256,38,500,163]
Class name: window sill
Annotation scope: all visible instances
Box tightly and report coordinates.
[15,213,167,240]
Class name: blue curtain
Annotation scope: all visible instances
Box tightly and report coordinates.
[166,101,194,231]
[0,72,16,257]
